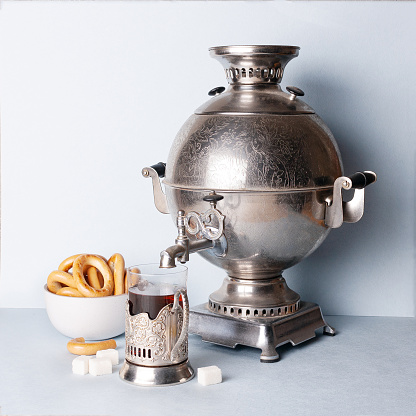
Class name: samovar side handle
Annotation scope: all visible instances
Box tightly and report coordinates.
[170,288,189,361]
[142,162,169,214]
[325,171,377,228]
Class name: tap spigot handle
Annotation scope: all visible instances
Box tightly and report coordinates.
[202,193,224,203]
[203,192,224,209]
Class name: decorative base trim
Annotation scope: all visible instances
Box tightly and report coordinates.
[208,276,301,319]
[208,298,301,318]
[119,359,194,387]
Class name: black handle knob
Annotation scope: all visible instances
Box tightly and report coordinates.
[348,171,377,189]
[150,162,166,178]
[286,86,305,97]
[208,86,226,97]
[203,194,224,203]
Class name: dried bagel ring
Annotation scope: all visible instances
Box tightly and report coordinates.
[58,254,108,273]
[108,253,125,295]
[125,267,140,293]
[58,254,85,272]
[47,270,77,294]
[86,267,103,290]
[59,254,104,289]
[56,287,83,297]
[124,269,128,294]
[67,337,116,356]
[73,255,114,297]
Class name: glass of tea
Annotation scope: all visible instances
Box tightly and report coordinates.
[126,264,187,319]
[122,263,193,379]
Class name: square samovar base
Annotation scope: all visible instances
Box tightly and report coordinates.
[189,301,335,362]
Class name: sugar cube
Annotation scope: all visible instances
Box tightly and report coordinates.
[72,356,90,375]
[89,358,112,376]
[198,366,222,386]
[96,348,119,365]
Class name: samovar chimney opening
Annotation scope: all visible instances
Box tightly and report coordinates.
[209,45,300,85]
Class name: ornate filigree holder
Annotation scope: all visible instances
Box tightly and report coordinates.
[119,268,194,387]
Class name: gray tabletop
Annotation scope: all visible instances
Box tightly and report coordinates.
[1,309,415,416]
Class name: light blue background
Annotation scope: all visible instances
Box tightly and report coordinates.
[1,1,414,316]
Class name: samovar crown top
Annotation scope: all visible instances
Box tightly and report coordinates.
[209,45,300,86]
[195,45,315,116]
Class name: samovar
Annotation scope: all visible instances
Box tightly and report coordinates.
[142,45,376,362]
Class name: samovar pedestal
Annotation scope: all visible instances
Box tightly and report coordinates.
[189,302,335,363]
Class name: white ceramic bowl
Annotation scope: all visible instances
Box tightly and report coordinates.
[44,285,127,340]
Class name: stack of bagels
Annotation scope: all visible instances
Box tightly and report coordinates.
[47,253,127,297]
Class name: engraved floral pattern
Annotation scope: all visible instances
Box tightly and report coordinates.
[166,114,341,191]
[124,301,187,366]
[167,115,311,190]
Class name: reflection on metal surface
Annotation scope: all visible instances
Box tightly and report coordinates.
[166,114,342,192]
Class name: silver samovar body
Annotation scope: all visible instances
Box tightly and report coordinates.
[143,46,376,362]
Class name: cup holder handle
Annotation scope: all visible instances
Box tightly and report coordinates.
[170,288,189,361]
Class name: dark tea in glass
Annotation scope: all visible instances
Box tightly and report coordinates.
[128,286,183,319]
[126,264,187,320]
